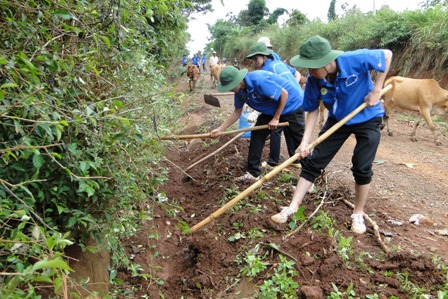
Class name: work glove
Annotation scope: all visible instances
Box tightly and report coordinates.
[247,111,261,123]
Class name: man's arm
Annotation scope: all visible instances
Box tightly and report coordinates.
[366,49,393,106]
[269,89,288,129]
[210,108,243,137]
[297,108,319,157]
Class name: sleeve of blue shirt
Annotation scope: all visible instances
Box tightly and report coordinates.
[302,76,322,112]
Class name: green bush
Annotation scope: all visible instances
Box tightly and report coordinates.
[0,0,188,296]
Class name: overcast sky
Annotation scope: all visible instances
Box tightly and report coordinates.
[187,0,423,54]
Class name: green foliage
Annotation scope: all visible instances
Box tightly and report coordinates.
[333,231,353,261]
[403,7,448,77]
[311,210,335,232]
[209,2,448,85]
[247,227,266,239]
[422,0,448,8]
[328,282,357,299]
[276,171,297,183]
[238,247,299,299]
[238,0,269,27]
[286,9,309,27]
[240,252,269,277]
[257,255,299,298]
[287,206,306,230]
[267,8,288,25]
[327,0,337,21]
[0,0,190,296]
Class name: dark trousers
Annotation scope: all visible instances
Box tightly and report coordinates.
[301,117,382,185]
[267,128,282,166]
[248,108,305,177]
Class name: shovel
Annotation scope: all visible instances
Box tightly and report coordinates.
[204,92,234,107]
[190,84,393,233]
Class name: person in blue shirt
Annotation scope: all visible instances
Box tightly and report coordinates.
[271,36,392,235]
[182,54,188,67]
[192,54,200,70]
[246,42,305,169]
[258,36,302,84]
[201,53,207,72]
[210,66,305,183]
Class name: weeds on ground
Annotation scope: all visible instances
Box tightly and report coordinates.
[238,249,300,299]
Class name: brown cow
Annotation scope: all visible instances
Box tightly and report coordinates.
[210,64,222,88]
[382,76,448,145]
[187,64,200,92]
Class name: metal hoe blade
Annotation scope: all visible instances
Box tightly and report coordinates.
[204,94,221,107]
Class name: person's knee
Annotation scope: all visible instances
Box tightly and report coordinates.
[300,166,320,183]
[300,172,317,184]
[352,164,374,185]
[354,175,372,185]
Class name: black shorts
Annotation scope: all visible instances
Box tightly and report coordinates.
[301,117,382,185]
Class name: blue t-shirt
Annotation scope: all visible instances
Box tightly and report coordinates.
[272,51,298,76]
[182,57,188,65]
[263,58,304,96]
[192,56,200,66]
[234,70,302,116]
[202,55,206,64]
[303,49,386,125]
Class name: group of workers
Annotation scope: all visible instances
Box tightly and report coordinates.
[210,35,392,234]
[182,53,207,72]
[181,51,239,72]
[182,50,240,72]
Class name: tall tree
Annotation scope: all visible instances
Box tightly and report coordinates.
[328,0,337,21]
[238,0,268,27]
[286,9,309,27]
[267,8,287,24]
[421,0,447,7]
[184,0,213,16]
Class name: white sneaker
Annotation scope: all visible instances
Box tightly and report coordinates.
[261,161,276,168]
[351,214,366,234]
[235,172,259,183]
[271,207,295,224]
[278,206,289,212]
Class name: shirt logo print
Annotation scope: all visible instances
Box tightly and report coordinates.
[346,74,358,87]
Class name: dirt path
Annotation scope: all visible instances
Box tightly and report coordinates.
[118,73,448,298]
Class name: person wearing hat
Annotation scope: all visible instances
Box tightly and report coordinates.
[210,66,305,183]
[210,51,219,66]
[271,36,392,235]
[257,36,302,85]
[246,42,305,169]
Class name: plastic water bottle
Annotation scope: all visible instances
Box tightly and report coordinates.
[239,104,253,138]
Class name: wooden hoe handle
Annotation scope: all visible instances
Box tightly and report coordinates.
[161,122,289,140]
